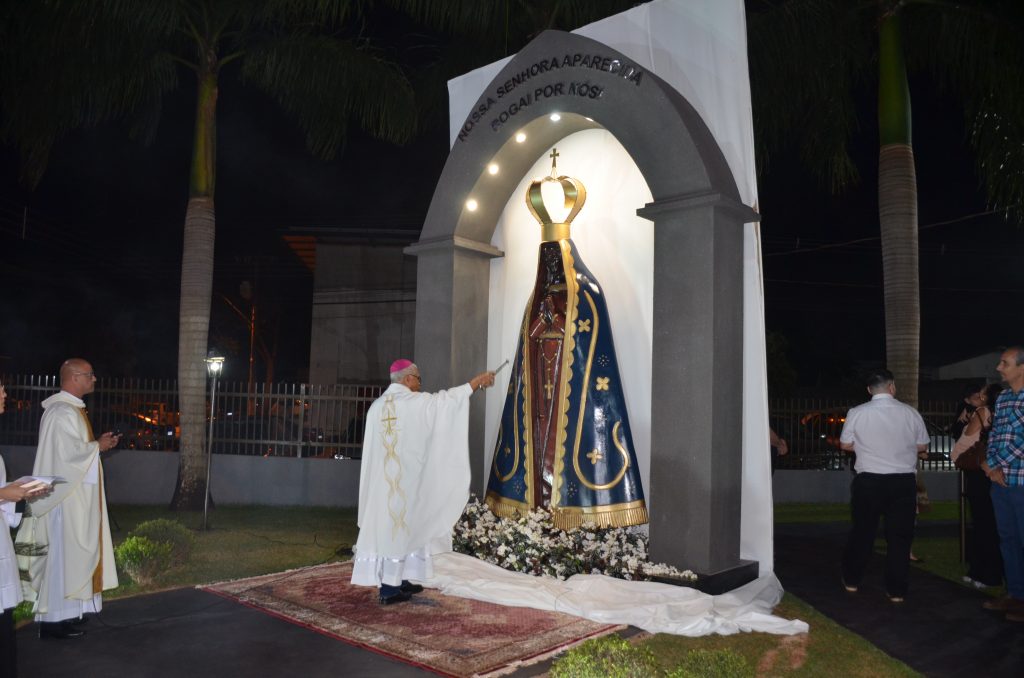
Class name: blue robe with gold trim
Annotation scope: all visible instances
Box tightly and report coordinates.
[486,239,647,530]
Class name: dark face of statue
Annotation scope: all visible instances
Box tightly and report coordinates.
[541,243,565,288]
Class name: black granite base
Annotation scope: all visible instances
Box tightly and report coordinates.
[653,559,759,595]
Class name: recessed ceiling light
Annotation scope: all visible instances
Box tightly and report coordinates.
[465,199,479,211]
[549,113,561,122]
[487,163,499,175]
[515,132,527,143]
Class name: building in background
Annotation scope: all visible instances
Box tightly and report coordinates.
[285,227,417,384]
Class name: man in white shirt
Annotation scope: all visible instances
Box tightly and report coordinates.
[16,359,120,639]
[839,368,929,602]
[351,359,494,604]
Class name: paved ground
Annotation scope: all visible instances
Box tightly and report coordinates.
[17,588,429,677]
[774,520,1024,677]
[16,520,1024,677]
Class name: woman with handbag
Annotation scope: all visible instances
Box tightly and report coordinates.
[951,382,1004,589]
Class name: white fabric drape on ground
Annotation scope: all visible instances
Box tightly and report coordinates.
[425,552,808,637]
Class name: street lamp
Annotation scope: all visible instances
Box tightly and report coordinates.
[203,350,225,531]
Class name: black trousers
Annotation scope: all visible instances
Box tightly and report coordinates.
[0,607,15,678]
[842,472,917,596]
[964,469,1004,586]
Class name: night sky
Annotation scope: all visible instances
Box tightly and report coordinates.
[0,27,1019,389]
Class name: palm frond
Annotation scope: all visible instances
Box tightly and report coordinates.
[0,1,184,186]
[241,35,416,158]
[903,0,1024,225]
[255,0,365,27]
[748,0,874,192]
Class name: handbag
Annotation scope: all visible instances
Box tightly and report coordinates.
[954,430,989,472]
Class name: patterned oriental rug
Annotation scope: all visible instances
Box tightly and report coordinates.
[202,561,623,677]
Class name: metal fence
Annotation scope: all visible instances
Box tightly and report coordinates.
[769,397,960,472]
[0,375,964,469]
[0,375,384,459]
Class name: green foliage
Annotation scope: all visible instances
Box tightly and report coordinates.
[550,635,659,678]
[666,649,752,678]
[12,600,34,625]
[114,535,173,586]
[552,637,752,678]
[128,519,194,565]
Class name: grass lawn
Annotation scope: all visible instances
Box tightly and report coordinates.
[14,503,924,676]
[103,505,357,596]
[642,594,918,677]
[13,504,356,622]
[773,500,959,524]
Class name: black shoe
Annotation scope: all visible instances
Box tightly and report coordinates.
[67,616,89,627]
[400,581,424,594]
[379,591,413,606]
[38,622,86,640]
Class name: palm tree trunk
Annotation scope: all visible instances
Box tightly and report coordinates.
[878,144,919,406]
[171,63,219,510]
[173,196,216,509]
[878,12,919,406]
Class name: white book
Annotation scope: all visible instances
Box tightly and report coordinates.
[8,476,67,491]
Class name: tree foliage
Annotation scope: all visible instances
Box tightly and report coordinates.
[0,0,416,187]
[748,0,1024,222]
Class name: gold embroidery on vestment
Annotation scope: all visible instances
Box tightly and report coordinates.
[380,396,408,538]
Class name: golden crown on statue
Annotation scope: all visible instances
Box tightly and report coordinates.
[526,147,587,242]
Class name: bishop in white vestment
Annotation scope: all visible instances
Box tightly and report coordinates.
[16,359,119,639]
[351,359,494,604]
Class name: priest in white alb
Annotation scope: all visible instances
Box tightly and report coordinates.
[16,358,120,639]
[351,359,495,604]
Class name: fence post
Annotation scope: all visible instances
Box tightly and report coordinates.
[296,383,306,458]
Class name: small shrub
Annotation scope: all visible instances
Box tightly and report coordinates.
[12,600,34,624]
[114,536,173,586]
[550,635,659,678]
[666,648,752,678]
[129,519,194,565]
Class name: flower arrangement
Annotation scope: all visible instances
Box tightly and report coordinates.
[453,496,697,583]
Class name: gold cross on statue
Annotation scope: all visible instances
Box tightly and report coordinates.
[595,377,610,391]
[544,379,555,399]
[587,449,603,464]
[549,147,559,173]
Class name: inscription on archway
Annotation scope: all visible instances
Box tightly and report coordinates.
[457,53,646,141]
